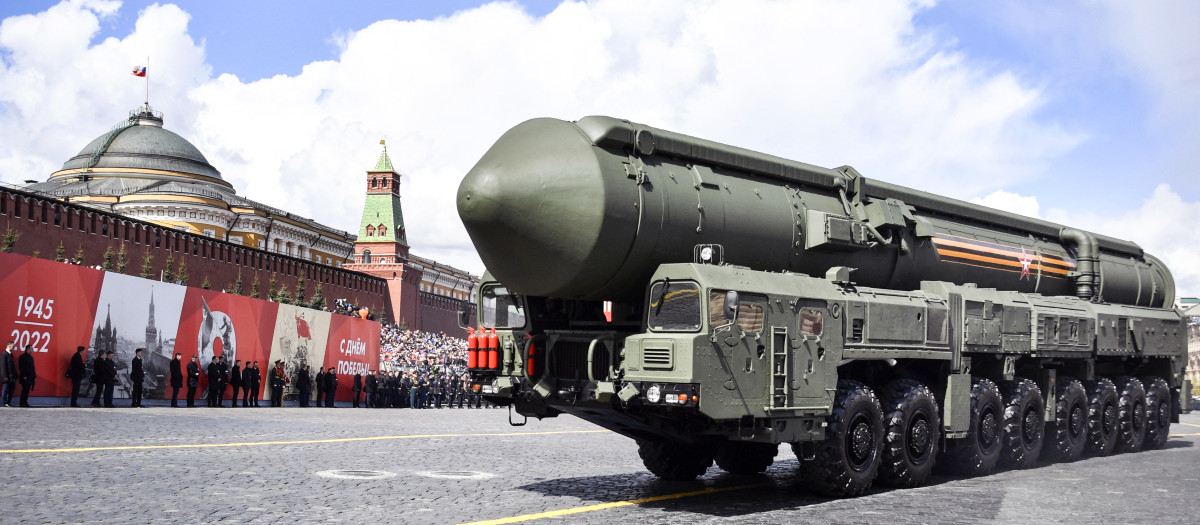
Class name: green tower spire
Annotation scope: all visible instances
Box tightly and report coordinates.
[358,140,407,245]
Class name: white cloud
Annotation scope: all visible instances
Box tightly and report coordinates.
[0,0,1096,278]
[970,190,1042,219]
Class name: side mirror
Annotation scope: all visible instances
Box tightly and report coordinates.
[723,291,740,321]
[457,309,472,330]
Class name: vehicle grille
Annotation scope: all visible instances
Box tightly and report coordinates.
[643,346,673,369]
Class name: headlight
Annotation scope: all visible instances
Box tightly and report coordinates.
[645,385,661,403]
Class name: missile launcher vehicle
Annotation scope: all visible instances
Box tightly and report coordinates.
[456,116,1190,496]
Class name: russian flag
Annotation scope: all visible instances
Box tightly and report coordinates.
[131,65,147,77]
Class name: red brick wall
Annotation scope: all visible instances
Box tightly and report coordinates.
[0,187,387,314]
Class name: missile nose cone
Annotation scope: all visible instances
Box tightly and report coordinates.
[457,118,637,299]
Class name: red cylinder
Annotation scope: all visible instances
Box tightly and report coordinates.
[466,327,478,369]
[487,328,499,370]
[527,343,536,377]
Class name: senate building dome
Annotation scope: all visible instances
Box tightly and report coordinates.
[26,105,356,266]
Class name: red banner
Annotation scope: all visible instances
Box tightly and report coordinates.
[0,251,379,402]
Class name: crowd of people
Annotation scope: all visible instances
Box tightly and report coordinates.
[0,326,500,409]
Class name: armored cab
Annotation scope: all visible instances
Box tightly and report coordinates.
[457,116,1189,497]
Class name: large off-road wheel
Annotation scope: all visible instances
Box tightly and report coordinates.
[637,439,714,480]
[1114,376,1146,453]
[1085,377,1119,457]
[876,379,939,488]
[1141,376,1171,450]
[715,441,779,475]
[1000,378,1044,469]
[1041,376,1088,462]
[795,379,883,497]
[940,377,1004,476]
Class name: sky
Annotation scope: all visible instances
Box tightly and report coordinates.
[1,0,1197,297]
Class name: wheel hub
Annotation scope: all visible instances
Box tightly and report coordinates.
[907,416,931,459]
[1068,405,1085,438]
[848,418,874,469]
[1103,404,1117,434]
[980,410,998,447]
[1132,401,1144,432]
[1022,408,1040,444]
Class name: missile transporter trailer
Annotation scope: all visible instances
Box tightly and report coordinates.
[456,116,1190,497]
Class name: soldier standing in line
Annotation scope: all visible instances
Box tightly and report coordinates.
[364,370,377,408]
[216,355,230,407]
[314,367,325,407]
[100,350,117,408]
[269,360,288,407]
[129,348,145,408]
[228,360,243,408]
[186,355,201,407]
[67,346,87,407]
[352,371,363,408]
[205,357,219,407]
[433,375,445,409]
[324,366,338,408]
[90,351,106,407]
[17,344,37,407]
[169,353,183,407]
[296,364,312,407]
[0,341,15,407]
[244,362,261,407]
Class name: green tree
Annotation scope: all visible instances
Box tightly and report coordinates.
[267,275,278,301]
[295,274,307,304]
[31,249,40,259]
[73,246,85,265]
[116,244,129,274]
[201,276,212,290]
[250,277,260,299]
[229,272,244,295]
[162,254,176,282]
[308,284,326,310]
[176,259,189,286]
[54,241,66,262]
[276,283,292,304]
[0,226,19,253]
[101,246,115,271]
[140,251,155,279]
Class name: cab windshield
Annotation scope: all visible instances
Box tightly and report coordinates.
[647,280,701,332]
[481,284,527,329]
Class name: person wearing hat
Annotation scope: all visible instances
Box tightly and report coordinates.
[269,360,288,407]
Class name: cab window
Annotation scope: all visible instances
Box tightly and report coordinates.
[708,290,766,333]
[648,280,701,332]
[481,284,527,329]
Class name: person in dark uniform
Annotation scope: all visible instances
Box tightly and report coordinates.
[324,367,338,408]
[186,355,201,407]
[269,360,288,407]
[99,350,117,408]
[67,346,87,407]
[229,360,243,408]
[218,355,230,407]
[169,353,183,407]
[244,362,260,407]
[90,351,106,407]
[17,344,37,407]
[314,367,325,408]
[296,364,312,407]
[129,348,145,408]
[364,370,377,408]
[0,341,15,407]
[352,372,363,408]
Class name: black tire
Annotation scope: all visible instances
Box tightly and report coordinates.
[940,377,1004,476]
[1114,376,1146,453]
[999,378,1045,469]
[1085,377,1119,457]
[1041,376,1088,462]
[795,379,883,497]
[637,439,714,480]
[715,441,779,475]
[1141,376,1171,450]
[876,379,940,488]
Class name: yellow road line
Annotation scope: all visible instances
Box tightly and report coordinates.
[0,429,610,454]
[1169,433,1200,437]
[461,483,767,525]
[1179,423,1200,429]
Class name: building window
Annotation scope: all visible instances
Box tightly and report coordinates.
[174,225,188,232]
[371,177,377,188]
[365,225,375,237]
[377,224,387,236]
[228,235,243,245]
[203,229,215,238]
[362,250,372,264]
[258,239,266,249]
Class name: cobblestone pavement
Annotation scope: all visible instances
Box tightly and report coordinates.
[1,403,1197,524]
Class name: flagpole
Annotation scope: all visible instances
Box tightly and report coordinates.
[145,55,150,108]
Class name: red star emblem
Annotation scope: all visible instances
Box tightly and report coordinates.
[1018,248,1033,280]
